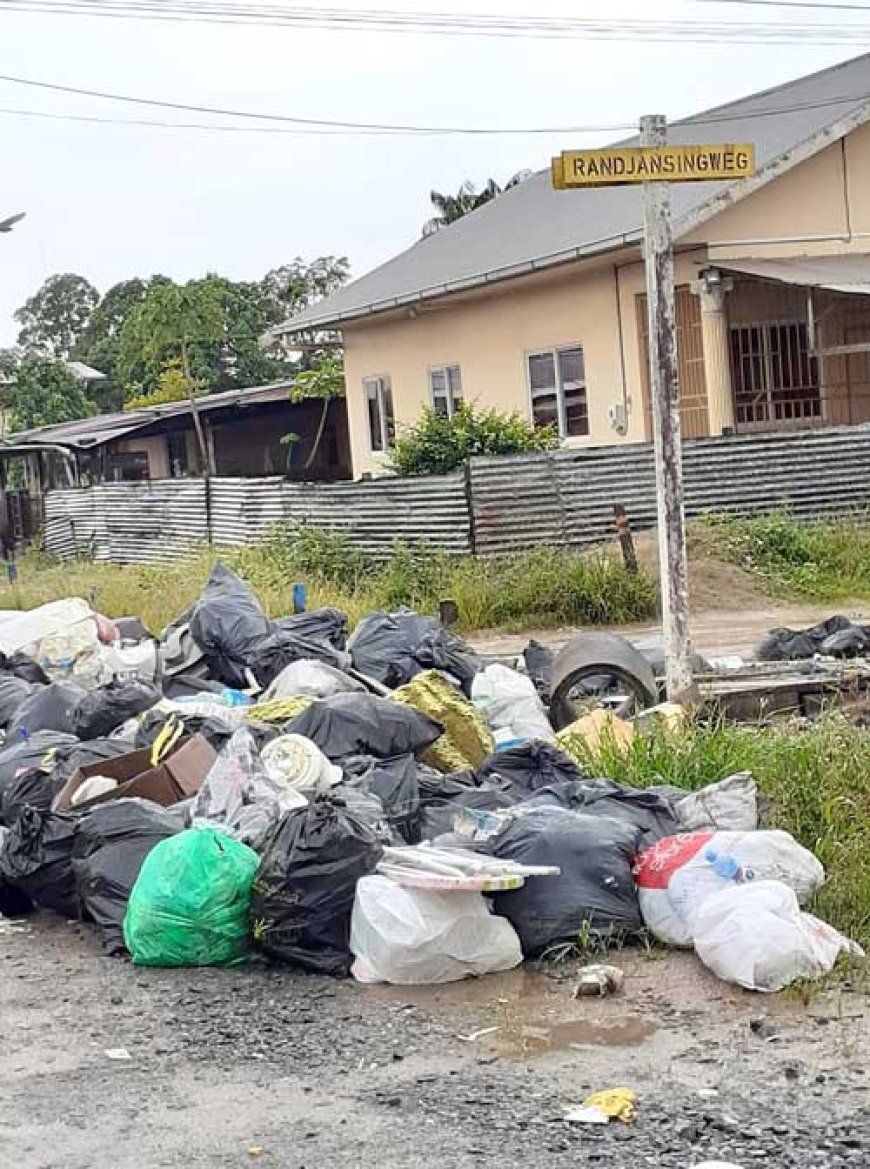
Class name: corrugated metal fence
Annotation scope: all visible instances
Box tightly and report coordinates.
[42,424,870,563]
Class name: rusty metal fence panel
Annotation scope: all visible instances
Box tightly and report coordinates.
[41,426,870,564]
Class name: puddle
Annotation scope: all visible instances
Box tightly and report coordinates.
[495,1015,657,1059]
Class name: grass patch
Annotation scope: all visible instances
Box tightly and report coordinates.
[0,526,657,636]
[698,511,870,603]
[562,712,870,951]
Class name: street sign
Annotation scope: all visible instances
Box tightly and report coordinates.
[551,143,754,189]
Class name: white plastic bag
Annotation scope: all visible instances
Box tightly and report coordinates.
[0,598,102,685]
[673,772,758,832]
[693,880,863,992]
[634,829,825,947]
[350,874,523,984]
[471,663,555,743]
[263,659,364,703]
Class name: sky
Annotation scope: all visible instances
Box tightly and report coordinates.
[0,0,863,345]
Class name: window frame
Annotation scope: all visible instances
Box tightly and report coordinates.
[428,363,463,419]
[362,373,395,453]
[524,343,589,439]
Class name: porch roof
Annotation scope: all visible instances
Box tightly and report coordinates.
[720,254,870,296]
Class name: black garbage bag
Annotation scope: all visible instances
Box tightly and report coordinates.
[6,682,87,744]
[418,782,520,841]
[0,807,79,917]
[347,610,481,695]
[250,798,383,975]
[189,564,274,687]
[274,608,349,652]
[0,675,38,729]
[0,827,34,916]
[283,693,442,760]
[134,708,236,753]
[756,615,862,662]
[0,733,79,825]
[249,627,349,690]
[1,765,65,825]
[0,650,50,685]
[486,806,643,954]
[820,626,870,658]
[523,640,555,704]
[519,777,680,847]
[341,754,421,842]
[52,738,139,789]
[71,679,161,740]
[476,741,584,793]
[73,798,185,954]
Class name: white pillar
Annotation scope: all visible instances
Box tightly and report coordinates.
[692,273,736,435]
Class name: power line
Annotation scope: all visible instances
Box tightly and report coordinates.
[2,71,870,139]
[1,0,868,42]
[694,0,870,10]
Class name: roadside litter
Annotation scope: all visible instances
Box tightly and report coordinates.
[0,569,860,995]
[565,1087,636,1125]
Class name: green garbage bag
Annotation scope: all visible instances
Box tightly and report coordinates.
[123,827,259,967]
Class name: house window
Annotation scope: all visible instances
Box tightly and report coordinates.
[364,375,395,452]
[429,364,463,418]
[730,321,820,425]
[167,432,188,478]
[527,345,589,437]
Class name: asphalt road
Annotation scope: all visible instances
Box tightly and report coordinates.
[2,914,868,1169]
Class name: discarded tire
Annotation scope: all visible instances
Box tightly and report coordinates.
[549,633,658,730]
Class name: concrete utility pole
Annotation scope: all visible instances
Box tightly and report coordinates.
[639,115,695,701]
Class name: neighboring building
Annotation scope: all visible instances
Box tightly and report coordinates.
[0,380,351,492]
[273,52,870,478]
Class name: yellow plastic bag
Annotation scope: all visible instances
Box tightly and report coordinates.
[392,671,494,772]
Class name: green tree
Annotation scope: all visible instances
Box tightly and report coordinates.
[422,172,532,236]
[389,402,558,477]
[74,275,171,411]
[6,357,95,431]
[261,255,350,368]
[118,281,224,472]
[14,273,100,357]
[287,352,345,474]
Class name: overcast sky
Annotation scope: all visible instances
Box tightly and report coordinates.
[0,0,859,345]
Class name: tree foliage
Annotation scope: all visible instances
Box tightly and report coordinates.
[6,357,95,432]
[389,402,558,477]
[15,273,100,358]
[422,172,532,236]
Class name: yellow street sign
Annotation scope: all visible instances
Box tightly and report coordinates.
[552,143,755,188]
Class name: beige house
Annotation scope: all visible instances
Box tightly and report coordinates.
[276,53,870,478]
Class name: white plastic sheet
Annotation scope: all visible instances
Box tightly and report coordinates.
[693,880,863,992]
[263,659,364,703]
[350,874,523,984]
[673,772,758,833]
[0,599,102,685]
[471,663,555,743]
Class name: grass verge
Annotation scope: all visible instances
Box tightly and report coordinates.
[0,527,657,636]
[698,511,870,603]
[561,712,870,952]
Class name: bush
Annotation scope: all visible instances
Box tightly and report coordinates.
[700,511,870,601]
[389,403,559,477]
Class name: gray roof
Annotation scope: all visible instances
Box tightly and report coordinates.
[277,52,870,334]
[4,380,296,451]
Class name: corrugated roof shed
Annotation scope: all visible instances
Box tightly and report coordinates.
[275,52,870,333]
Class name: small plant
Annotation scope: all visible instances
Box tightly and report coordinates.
[389,402,558,477]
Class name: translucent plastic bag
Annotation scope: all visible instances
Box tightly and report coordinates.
[123,827,259,966]
[472,663,555,743]
[191,728,294,849]
[634,828,826,947]
[693,880,863,992]
[350,874,522,984]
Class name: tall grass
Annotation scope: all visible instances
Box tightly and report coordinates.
[699,511,870,602]
[563,713,870,949]
[0,527,657,636]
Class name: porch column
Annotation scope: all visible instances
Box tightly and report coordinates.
[692,272,735,435]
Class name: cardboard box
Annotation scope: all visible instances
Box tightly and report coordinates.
[53,734,217,812]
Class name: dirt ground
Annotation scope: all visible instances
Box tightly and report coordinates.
[1,913,868,1169]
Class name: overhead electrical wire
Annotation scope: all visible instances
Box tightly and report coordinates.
[694,0,870,11]
[0,0,867,42]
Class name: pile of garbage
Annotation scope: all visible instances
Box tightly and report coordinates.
[0,566,861,993]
